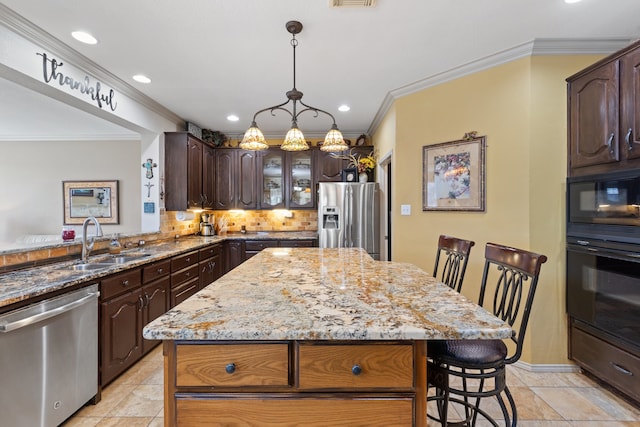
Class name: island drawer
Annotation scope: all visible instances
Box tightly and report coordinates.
[176,343,290,387]
[297,343,414,389]
[175,397,413,426]
[100,268,141,300]
[142,259,171,284]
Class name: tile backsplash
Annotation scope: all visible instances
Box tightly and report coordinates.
[1,209,318,270]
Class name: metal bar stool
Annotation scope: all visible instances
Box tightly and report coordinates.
[433,235,476,292]
[427,242,547,426]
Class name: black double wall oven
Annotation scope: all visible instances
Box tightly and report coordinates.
[566,169,640,401]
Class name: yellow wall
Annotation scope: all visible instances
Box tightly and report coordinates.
[375,54,604,364]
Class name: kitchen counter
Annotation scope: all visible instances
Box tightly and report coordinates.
[143,247,510,341]
[143,248,511,427]
[0,231,317,309]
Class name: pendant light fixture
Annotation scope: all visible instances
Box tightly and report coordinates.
[240,20,348,152]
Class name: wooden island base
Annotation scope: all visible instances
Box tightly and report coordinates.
[163,339,428,427]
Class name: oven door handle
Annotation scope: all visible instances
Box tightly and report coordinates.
[568,244,640,261]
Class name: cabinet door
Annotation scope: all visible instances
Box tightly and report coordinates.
[187,137,204,209]
[260,149,285,209]
[225,241,243,273]
[621,46,640,160]
[202,144,216,209]
[214,149,235,209]
[315,149,345,182]
[568,60,620,170]
[101,289,144,385]
[238,150,258,209]
[288,151,314,208]
[141,277,169,354]
[164,132,189,211]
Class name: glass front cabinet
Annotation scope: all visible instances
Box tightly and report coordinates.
[288,151,313,209]
[260,149,285,209]
[259,149,314,209]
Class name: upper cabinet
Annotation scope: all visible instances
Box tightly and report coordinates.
[214,149,258,210]
[258,149,314,209]
[567,41,640,176]
[165,132,215,210]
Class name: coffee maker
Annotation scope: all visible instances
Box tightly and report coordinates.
[199,213,214,236]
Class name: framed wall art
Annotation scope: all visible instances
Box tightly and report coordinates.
[422,135,486,211]
[63,180,119,224]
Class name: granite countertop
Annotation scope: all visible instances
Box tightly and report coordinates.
[0,231,317,309]
[143,247,513,342]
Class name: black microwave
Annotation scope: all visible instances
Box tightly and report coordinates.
[567,170,640,242]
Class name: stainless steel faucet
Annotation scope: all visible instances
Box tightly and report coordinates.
[81,216,103,262]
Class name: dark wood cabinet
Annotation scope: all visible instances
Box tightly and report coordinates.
[214,148,258,209]
[224,240,243,273]
[100,262,170,385]
[165,132,215,210]
[315,149,344,182]
[141,276,169,354]
[170,250,199,307]
[100,268,144,385]
[259,149,314,209]
[199,244,222,289]
[567,40,640,176]
[244,239,317,261]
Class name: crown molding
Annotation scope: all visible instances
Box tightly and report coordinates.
[0,4,184,127]
[367,37,634,136]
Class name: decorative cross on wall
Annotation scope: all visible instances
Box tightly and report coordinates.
[142,158,157,179]
[144,181,154,198]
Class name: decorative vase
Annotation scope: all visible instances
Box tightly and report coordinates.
[359,172,368,183]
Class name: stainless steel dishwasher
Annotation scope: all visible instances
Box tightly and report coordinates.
[0,284,99,427]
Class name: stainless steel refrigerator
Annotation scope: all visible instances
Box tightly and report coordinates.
[318,182,380,259]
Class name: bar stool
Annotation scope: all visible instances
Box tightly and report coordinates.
[433,235,475,292]
[427,242,547,427]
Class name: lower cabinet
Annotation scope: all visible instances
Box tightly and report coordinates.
[165,340,422,427]
[100,262,170,385]
[224,240,243,273]
[199,244,222,289]
[170,250,199,306]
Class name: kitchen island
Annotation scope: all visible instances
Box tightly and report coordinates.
[143,247,512,427]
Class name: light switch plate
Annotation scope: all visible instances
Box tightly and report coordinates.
[401,204,411,215]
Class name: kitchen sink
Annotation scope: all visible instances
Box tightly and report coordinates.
[65,263,114,271]
[106,253,152,264]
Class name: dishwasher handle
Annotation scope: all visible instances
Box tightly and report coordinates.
[0,291,99,333]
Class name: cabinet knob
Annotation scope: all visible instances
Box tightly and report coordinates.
[157,268,164,274]
[225,363,236,374]
[122,280,129,287]
[351,364,362,376]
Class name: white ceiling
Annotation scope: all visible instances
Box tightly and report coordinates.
[1,0,640,141]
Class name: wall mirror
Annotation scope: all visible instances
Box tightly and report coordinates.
[63,180,119,224]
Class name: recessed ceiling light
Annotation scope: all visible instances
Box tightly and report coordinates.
[133,74,151,84]
[71,31,98,45]
[338,104,351,112]
[564,0,582,3]
[227,115,239,122]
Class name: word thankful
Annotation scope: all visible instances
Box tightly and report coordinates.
[37,52,117,111]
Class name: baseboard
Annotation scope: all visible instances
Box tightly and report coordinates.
[513,360,581,373]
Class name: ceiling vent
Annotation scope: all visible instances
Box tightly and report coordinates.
[330,0,376,7]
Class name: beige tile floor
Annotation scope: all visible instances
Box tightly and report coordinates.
[64,345,640,427]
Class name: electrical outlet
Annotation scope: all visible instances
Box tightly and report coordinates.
[401,204,411,215]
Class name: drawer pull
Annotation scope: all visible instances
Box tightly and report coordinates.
[157,268,164,274]
[186,257,191,262]
[610,362,633,376]
[351,364,362,376]
[225,363,236,374]
[122,280,129,287]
